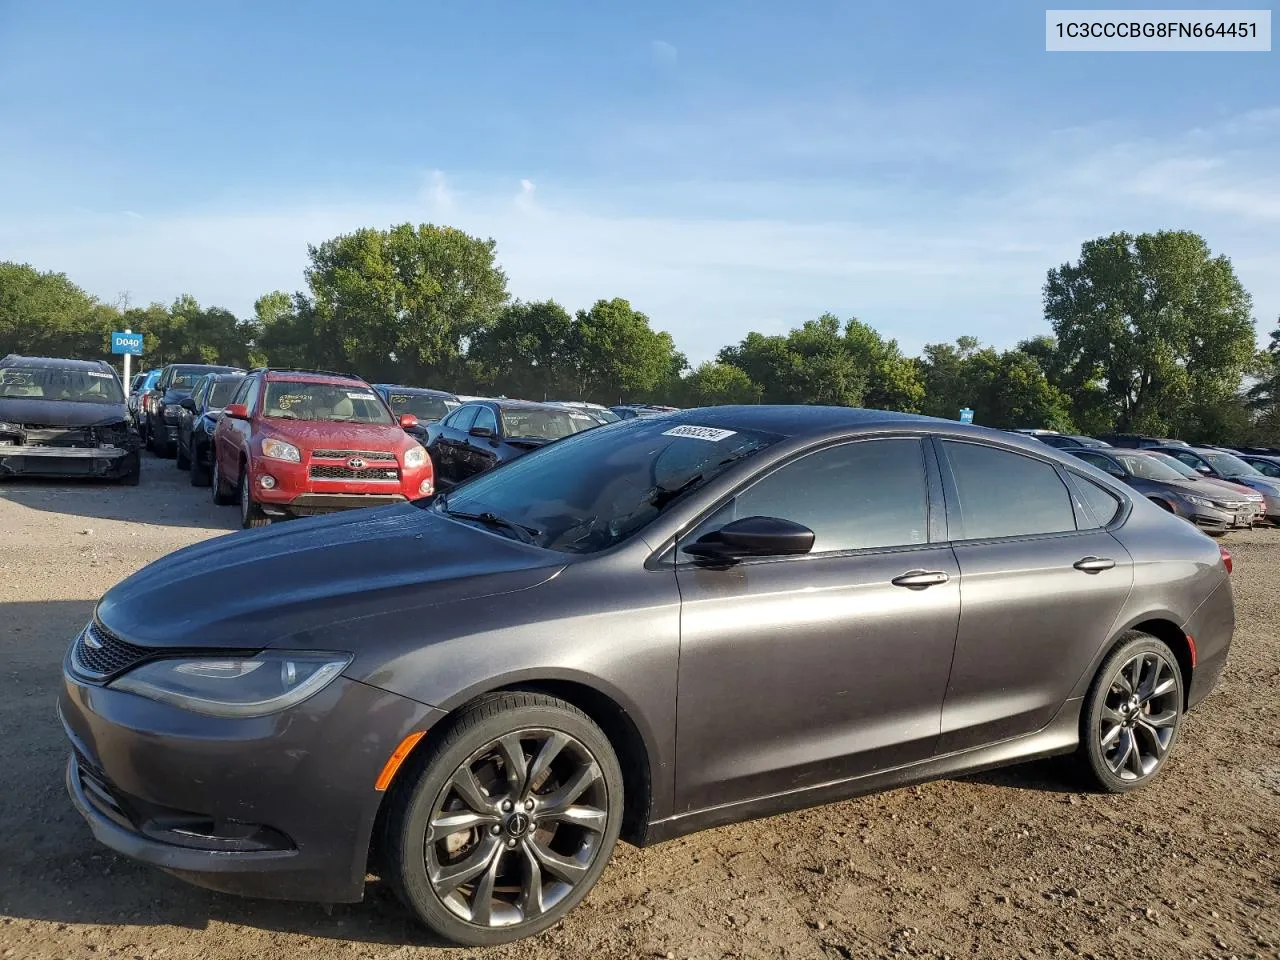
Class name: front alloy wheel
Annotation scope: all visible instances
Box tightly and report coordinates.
[1081,633,1183,792]
[383,693,623,946]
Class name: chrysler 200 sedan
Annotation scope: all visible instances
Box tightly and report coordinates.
[59,407,1234,946]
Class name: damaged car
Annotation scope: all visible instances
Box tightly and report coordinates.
[0,354,141,484]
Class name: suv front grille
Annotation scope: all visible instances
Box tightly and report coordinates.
[311,449,396,461]
[310,464,400,481]
[70,621,153,682]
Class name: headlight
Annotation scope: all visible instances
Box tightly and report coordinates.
[111,652,350,718]
[261,438,301,462]
[403,446,427,468]
[163,404,182,421]
[1181,494,1218,509]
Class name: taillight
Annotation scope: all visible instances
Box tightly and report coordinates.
[1219,544,1232,574]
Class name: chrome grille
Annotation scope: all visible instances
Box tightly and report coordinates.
[70,621,152,681]
[309,464,400,481]
[311,449,396,461]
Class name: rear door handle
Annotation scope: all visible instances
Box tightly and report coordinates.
[891,570,951,589]
[1073,556,1116,573]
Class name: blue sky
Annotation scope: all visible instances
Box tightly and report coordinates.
[1,0,1277,363]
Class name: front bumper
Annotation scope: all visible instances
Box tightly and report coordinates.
[0,444,138,479]
[60,662,442,902]
[262,492,409,518]
[250,457,432,516]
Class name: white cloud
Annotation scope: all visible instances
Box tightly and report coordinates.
[0,109,1276,363]
[651,40,677,64]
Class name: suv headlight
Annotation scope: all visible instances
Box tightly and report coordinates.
[261,438,301,462]
[163,404,182,421]
[111,652,350,718]
[403,446,427,468]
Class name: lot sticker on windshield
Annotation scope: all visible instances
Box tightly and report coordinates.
[88,371,115,378]
[347,391,374,400]
[662,425,737,441]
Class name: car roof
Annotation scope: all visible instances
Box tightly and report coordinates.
[374,383,458,399]
[261,369,370,386]
[167,363,240,371]
[644,405,961,439]
[476,398,579,412]
[1,354,114,371]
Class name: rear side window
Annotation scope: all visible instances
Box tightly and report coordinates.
[1069,474,1124,527]
[690,438,930,554]
[942,441,1077,540]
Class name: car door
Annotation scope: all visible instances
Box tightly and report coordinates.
[673,436,960,814]
[434,405,477,485]
[465,404,501,478]
[1244,457,1280,479]
[216,376,258,487]
[934,438,1135,753]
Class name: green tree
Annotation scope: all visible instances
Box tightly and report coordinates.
[0,262,120,361]
[304,223,509,384]
[675,361,763,406]
[1044,230,1256,434]
[255,291,321,370]
[1245,320,1280,445]
[919,337,1073,430]
[469,299,576,399]
[569,298,684,403]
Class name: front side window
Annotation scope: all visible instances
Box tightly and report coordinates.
[0,366,123,404]
[260,382,391,424]
[436,418,783,554]
[685,438,930,554]
[472,406,498,434]
[943,441,1077,540]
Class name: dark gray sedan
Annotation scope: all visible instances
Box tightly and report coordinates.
[59,407,1234,945]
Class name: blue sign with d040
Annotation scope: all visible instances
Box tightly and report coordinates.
[111,331,144,355]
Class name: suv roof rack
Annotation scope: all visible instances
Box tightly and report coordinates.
[249,367,364,380]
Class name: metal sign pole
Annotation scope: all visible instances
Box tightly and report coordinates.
[123,328,133,385]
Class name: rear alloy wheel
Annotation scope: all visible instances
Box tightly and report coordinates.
[383,693,623,946]
[239,465,270,528]
[211,454,235,505]
[1080,633,1183,793]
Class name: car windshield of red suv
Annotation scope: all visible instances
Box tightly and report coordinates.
[262,382,392,424]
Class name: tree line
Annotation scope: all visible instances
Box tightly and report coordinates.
[2,225,1276,444]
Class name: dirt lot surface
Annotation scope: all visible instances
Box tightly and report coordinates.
[2,453,1278,960]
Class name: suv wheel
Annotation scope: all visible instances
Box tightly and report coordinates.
[211,453,235,505]
[382,693,624,946]
[175,439,190,470]
[1079,632,1183,793]
[190,443,211,487]
[239,465,270,528]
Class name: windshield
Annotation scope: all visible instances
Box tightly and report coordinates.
[168,367,226,389]
[262,382,392,423]
[437,418,783,553]
[208,379,242,408]
[501,408,600,441]
[0,366,123,404]
[1114,454,1186,482]
[1203,451,1258,476]
[384,391,454,422]
[1147,453,1199,478]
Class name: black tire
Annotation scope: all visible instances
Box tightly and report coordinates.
[117,454,141,486]
[381,692,624,947]
[175,439,190,470]
[144,419,159,454]
[1079,632,1184,793]
[238,464,270,528]
[190,442,211,487]
[211,452,235,505]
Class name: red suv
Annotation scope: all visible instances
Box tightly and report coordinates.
[210,369,434,528]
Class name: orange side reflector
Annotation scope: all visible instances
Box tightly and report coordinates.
[374,731,426,791]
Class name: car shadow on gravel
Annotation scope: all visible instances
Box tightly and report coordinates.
[955,755,1087,794]
[0,452,239,531]
[0,598,444,948]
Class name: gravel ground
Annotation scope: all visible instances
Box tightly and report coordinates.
[2,453,1278,960]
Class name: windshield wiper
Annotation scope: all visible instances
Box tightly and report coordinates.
[443,508,542,545]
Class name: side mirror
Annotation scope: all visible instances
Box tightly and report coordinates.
[223,403,249,420]
[1196,464,1212,475]
[683,516,816,561]
[399,413,419,429]
[179,397,197,412]
[469,425,494,438]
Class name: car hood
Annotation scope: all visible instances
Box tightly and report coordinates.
[0,397,128,427]
[261,418,414,450]
[1195,477,1265,501]
[1225,474,1280,496]
[95,504,566,649]
[161,388,195,404]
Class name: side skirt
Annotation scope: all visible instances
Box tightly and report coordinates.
[639,698,1082,846]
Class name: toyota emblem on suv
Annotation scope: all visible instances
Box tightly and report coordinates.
[347,457,366,469]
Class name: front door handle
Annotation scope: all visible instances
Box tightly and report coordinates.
[891,570,951,589]
[1073,556,1116,573]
